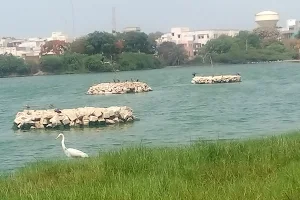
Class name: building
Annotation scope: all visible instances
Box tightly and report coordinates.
[0,32,69,58]
[156,27,240,58]
[255,11,280,28]
[280,19,300,39]
[47,32,70,42]
[123,27,141,33]
[0,37,14,47]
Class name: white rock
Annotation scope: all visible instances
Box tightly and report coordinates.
[62,116,71,125]
[13,106,135,129]
[94,108,104,117]
[35,121,44,129]
[82,116,89,126]
[75,119,83,125]
[89,116,98,122]
[41,118,48,125]
[63,109,77,121]
[105,119,115,125]
[50,115,61,126]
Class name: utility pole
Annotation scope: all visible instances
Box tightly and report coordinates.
[70,0,75,39]
[112,7,117,35]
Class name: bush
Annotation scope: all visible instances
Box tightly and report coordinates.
[0,54,30,77]
[61,53,88,73]
[117,52,162,71]
[83,54,115,72]
[40,55,63,73]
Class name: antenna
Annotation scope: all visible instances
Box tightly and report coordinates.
[112,7,116,35]
[70,0,75,39]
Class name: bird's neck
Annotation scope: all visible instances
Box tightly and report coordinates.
[61,136,67,150]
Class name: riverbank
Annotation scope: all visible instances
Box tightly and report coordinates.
[0,52,163,78]
[1,132,300,199]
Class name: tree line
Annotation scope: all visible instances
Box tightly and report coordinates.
[0,30,190,77]
[190,28,300,65]
[1,28,300,77]
[0,31,187,77]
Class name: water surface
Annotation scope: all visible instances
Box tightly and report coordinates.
[1,63,300,173]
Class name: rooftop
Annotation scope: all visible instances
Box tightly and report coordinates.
[256,11,279,16]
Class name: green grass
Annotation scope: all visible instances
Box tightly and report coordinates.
[2,132,300,199]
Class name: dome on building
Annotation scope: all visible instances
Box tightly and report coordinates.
[255,11,279,28]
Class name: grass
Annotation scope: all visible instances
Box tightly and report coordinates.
[2,132,300,199]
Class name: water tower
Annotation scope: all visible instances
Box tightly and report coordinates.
[255,11,279,28]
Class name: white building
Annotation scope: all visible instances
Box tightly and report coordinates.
[280,19,300,39]
[47,32,70,42]
[123,27,141,33]
[157,27,240,57]
[0,32,69,58]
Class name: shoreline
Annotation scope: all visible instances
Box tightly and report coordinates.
[1,131,300,199]
[1,60,299,79]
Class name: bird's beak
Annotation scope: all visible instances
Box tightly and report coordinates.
[55,136,59,140]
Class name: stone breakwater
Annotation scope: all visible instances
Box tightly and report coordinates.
[191,75,241,84]
[86,82,152,95]
[13,106,135,130]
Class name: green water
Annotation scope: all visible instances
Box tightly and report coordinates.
[1,63,300,173]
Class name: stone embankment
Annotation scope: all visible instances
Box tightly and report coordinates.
[86,81,152,95]
[13,106,135,130]
[191,75,241,84]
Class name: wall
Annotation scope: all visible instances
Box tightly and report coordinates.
[157,28,240,58]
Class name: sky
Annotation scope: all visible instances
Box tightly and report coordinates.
[1,0,299,38]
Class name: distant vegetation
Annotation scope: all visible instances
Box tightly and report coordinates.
[0,31,166,77]
[0,54,31,77]
[1,28,300,77]
[1,132,300,199]
[189,28,300,65]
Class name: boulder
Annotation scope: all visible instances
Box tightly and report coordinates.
[13,106,136,130]
[62,116,71,125]
[86,81,153,95]
[191,75,241,84]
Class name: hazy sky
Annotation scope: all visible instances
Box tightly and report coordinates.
[1,0,299,38]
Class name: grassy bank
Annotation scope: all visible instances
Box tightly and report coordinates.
[2,132,300,199]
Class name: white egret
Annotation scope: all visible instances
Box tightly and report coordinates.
[56,133,89,158]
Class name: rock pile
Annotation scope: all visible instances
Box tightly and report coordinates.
[191,75,241,84]
[13,106,135,130]
[86,81,152,95]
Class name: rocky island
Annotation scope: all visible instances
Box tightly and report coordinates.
[13,106,136,130]
[86,81,152,95]
[191,74,241,84]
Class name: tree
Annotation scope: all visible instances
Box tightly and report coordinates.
[0,54,30,76]
[69,37,88,54]
[295,31,300,39]
[283,38,300,59]
[40,40,69,55]
[148,31,164,51]
[204,35,235,54]
[157,42,188,66]
[83,54,113,72]
[85,31,120,57]
[39,56,63,73]
[148,32,164,41]
[253,27,280,41]
[117,52,162,71]
[236,31,261,49]
[118,32,154,54]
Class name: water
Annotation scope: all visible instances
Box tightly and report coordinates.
[1,62,300,173]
